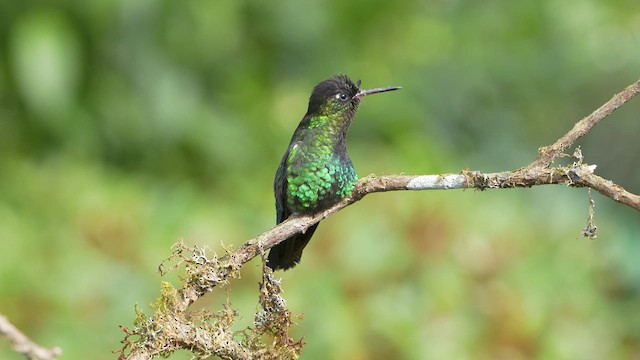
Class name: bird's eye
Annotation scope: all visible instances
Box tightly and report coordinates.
[336,93,349,101]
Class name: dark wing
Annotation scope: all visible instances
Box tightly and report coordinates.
[268,141,320,270]
[273,146,291,224]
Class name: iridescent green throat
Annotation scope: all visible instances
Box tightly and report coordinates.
[285,113,357,213]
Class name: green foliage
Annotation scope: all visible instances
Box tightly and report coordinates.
[1,1,639,359]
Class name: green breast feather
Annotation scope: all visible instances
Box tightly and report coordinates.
[285,143,356,213]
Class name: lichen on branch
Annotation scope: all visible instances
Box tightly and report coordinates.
[117,243,303,360]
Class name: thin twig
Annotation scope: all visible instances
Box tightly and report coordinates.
[575,171,640,210]
[0,314,62,360]
[531,80,640,168]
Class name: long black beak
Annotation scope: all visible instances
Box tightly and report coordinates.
[355,85,401,98]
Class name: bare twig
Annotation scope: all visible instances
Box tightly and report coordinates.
[0,314,62,360]
[575,171,640,210]
[531,80,640,168]
[120,79,640,360]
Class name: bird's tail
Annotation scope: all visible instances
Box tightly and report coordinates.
[267,223,319,270]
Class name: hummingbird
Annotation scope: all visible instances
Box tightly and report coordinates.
[267,75,400,270]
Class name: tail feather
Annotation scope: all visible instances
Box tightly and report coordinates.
[267,223,319,270]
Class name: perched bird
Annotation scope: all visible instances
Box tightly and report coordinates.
[267,75,400,270]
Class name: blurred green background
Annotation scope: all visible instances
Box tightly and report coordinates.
[1,1,639,359]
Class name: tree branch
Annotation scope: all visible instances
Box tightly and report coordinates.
[530,80,640,168]
[0,314,62,360]
[119,79,640,360]
[576,171,640,209]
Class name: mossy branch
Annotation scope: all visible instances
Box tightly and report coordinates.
[117,79,640,360]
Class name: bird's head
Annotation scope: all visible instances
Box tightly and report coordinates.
[306,75,400,118]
